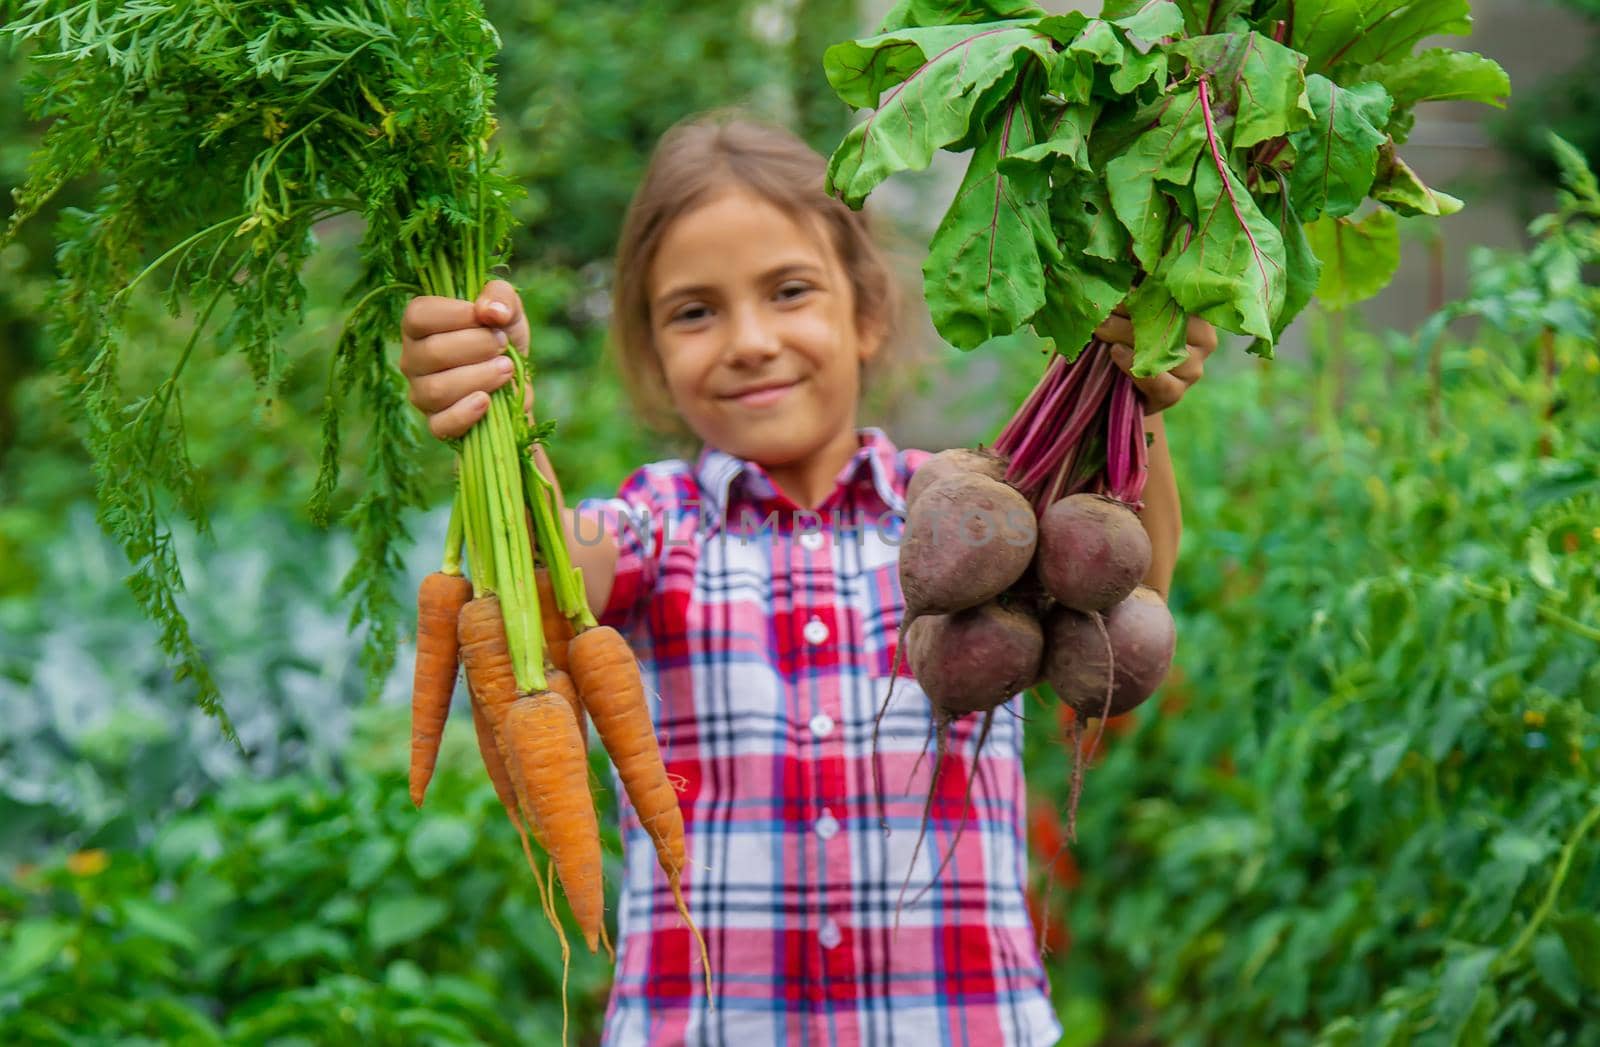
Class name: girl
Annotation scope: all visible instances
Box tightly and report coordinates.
[399,112,1213,1046]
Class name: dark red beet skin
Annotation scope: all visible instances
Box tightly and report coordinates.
[907,447,1008,508]
[899,474,1037,617]
[1043,585,1175,717]
[907,601,1043,717]
[1035,493,1151,613]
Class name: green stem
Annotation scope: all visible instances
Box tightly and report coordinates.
[442,485,465,576]
[459,430,490,596]
[112,212,249,307]
[475,389,543,692]
[1496,796,1600,973]
[524,454,597,630]
[1459,578,1600,643]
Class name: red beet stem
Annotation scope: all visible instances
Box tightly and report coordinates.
[997,338,1149,512]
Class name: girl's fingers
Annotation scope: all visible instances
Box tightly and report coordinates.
[427,392,494,441]
[1186,315,1218,351]
[1170,348,1205,385]
[1094,313,1135,347]
[1134,373,1186,414]
[402,296,480,343]
[408,355,515,415]
[474,280,530,351]
[404,325,509,379]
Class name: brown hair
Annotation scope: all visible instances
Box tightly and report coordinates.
[610,109,905,433]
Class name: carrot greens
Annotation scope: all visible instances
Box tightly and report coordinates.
[1,0,563,733]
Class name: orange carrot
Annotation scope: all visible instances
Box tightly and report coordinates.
[470,695,524,829]
[458,595,520,716]
[570,625,710,992]
[409,571,474,808]
[545,667,588,754]
[537,566,574,673]
[503,690,605,953]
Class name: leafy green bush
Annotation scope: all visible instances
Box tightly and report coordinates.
[0,707,617,1045]
[1025,142,1600,1045]
[0,503,434,858]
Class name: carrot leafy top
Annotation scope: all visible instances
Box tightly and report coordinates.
[3,0,517,737]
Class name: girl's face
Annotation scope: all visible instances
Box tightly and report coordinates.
[647,187,882,479]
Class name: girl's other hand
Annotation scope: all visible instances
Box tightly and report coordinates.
[399,279,532,439]
[1096,308,1217,414]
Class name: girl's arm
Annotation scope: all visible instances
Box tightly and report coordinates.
[1138,412,1180,600]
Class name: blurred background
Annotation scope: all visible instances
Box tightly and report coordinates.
[1,1,1596,1044]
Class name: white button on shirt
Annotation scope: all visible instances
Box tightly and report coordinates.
[798,529,825,551]
[809,713,834,738]
[819,918,842,950]
[803,618,829,645]
[815,809,840,840]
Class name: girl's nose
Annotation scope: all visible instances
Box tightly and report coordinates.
[725,304,781,365]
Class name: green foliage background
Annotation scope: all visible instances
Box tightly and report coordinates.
[2,3,1598,1046]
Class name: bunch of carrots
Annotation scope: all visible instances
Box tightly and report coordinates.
[404,348,709,1033]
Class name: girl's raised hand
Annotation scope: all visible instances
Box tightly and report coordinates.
[1095,308,1217,414]
[399,279,532,440]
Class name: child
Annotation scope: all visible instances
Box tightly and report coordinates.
[399,112,1213,1046]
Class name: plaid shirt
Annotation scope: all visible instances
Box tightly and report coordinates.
[580,428,1060,1047]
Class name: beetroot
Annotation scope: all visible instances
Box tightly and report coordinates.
[906,600,1043,718]
[899,473,1036,617]
[907,447,1007,508]
[1043,585,1175,718]
[1034,493,1151,613]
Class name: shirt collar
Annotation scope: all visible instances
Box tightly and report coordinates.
[694,427,906,518]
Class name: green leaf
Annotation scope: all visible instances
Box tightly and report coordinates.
[1353,49,1509,109]
[1034,253,1134,358]
[1555,912,1600,990]
[1251,190,1320,353]
[0,919,74,986]
[1105,1,1186,42]
[923,99,1056,349]
[1340,1,1474,70]
[1294,1,1473,73]
[405,815,476,880]
[1175,32,1313,149]
[367,894,450,952]
[1288,76,1393,222]
[153,816,225,874]
[1305,208,1400,309]
[825,22,1054,206]
[260,925,356,968]
[1156,153,1288,343]
[1371,143,1463,217]
[1175,0,1252,36]
[348,836,400,891]
[1002,104,1093,175]
[1106,89,1206,270]
[1367,728,1409,782]
[1433,946,1496,1042]
[119,899,201,952]
[1532,933,1583,1007]
[1054,174,1130,264]
[1065,19,1169,96]
[1125,278,1191,376]
[1289,0,1370,70]
[878,0,1046,33]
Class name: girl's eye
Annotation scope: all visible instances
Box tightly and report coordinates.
[776,281,812,302]
[670,303,711,325]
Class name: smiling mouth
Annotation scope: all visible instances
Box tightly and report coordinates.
[723,379,799,407]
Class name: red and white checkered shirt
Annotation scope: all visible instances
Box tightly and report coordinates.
[580,428,1060,1047]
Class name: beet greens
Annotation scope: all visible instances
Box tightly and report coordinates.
[825,0,1510,504]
